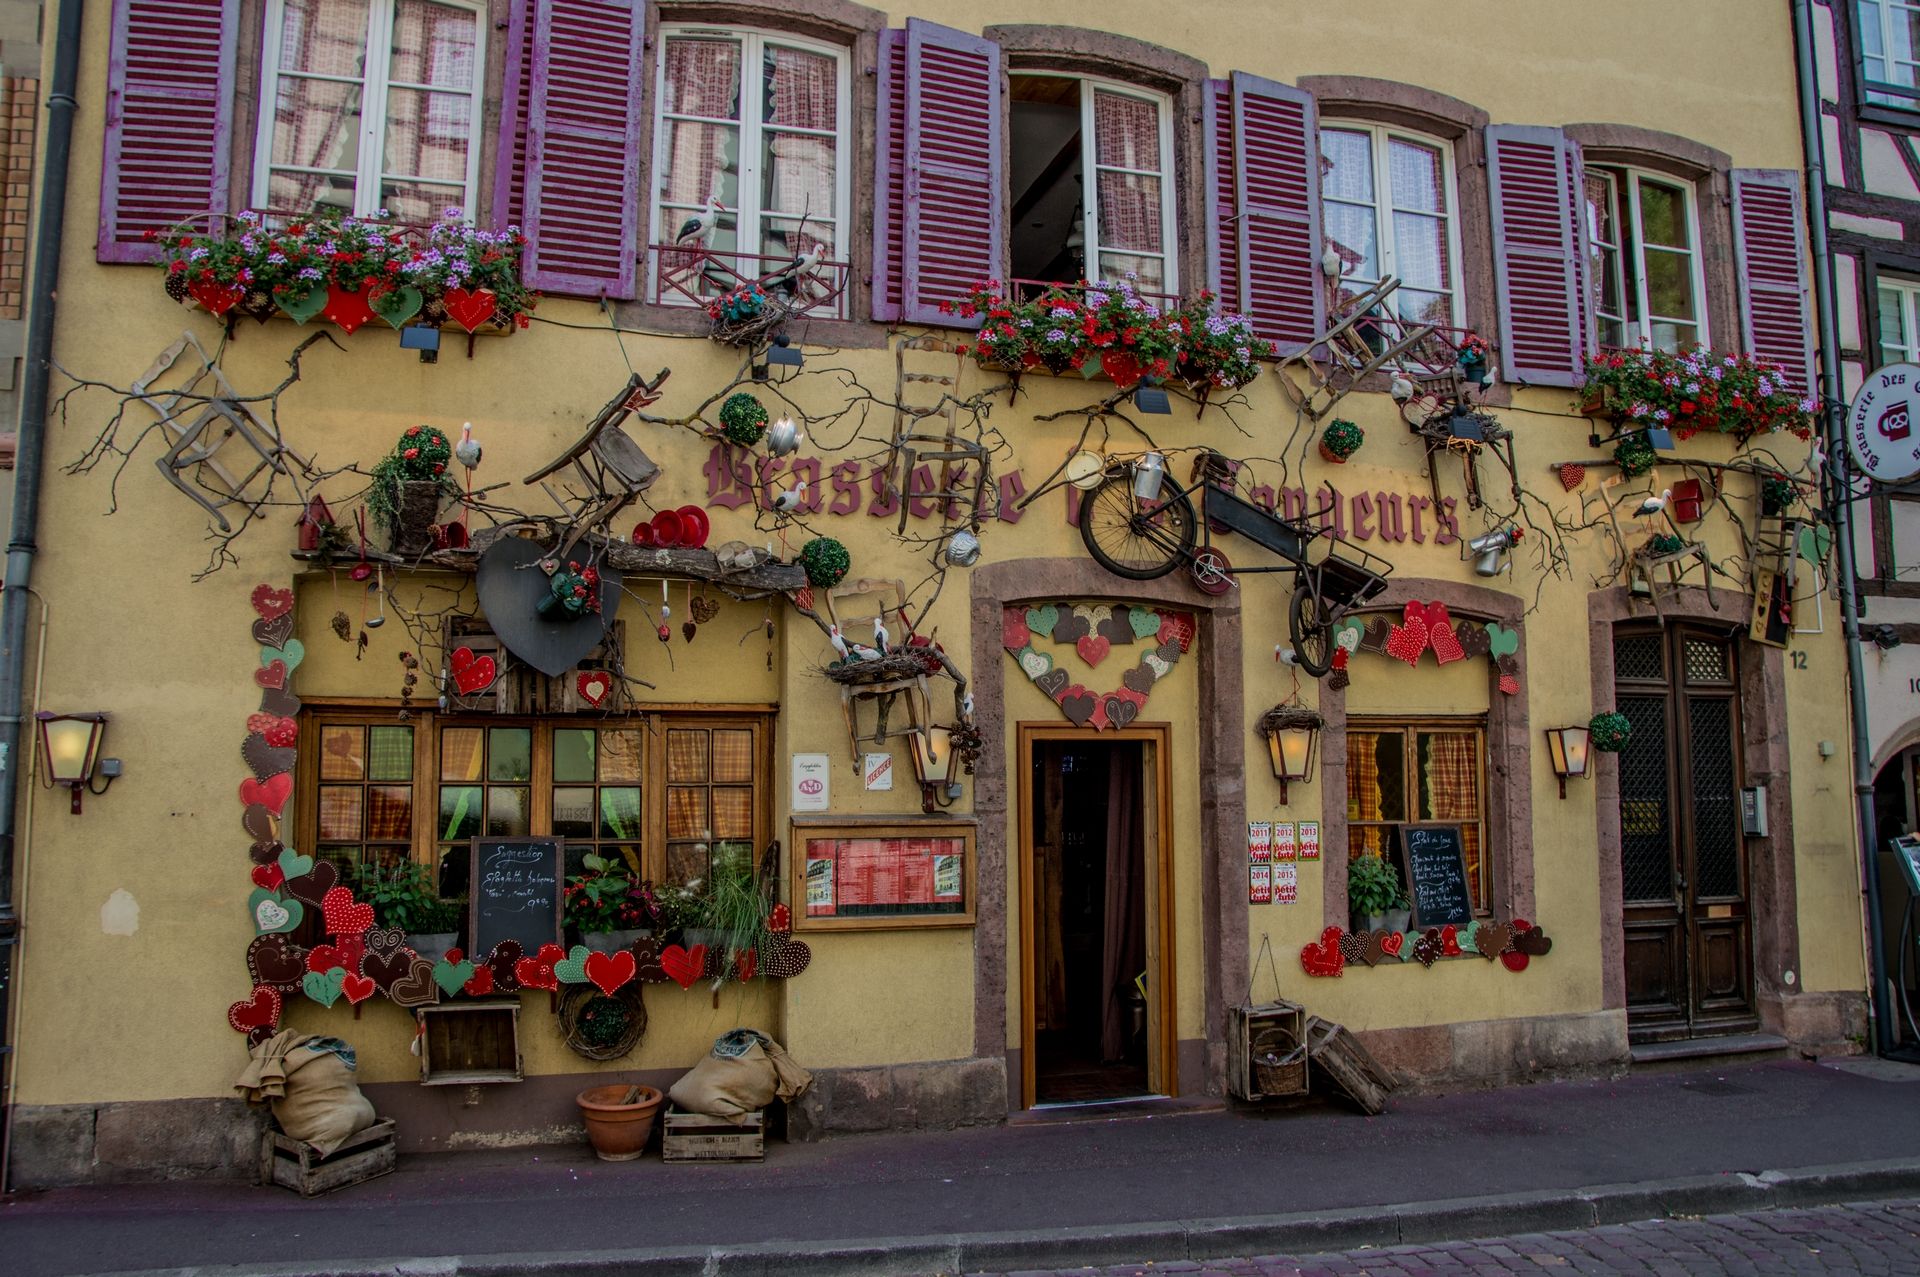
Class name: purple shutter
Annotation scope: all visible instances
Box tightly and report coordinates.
[901,19,1001,327]
[1202,78,1241,312]
[1486,124,1585,386]
[1231,72,1322,355]
[491,0,535,230]
[523,0,644,299]
[871,28,906,321]
[1562,137,1594,368]
[1732,168,1814,396]
[97,0,238,264]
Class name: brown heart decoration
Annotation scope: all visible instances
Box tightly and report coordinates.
[1361,930,1387,968]
[1096,606,1137,647]
[1476,923,1513,961]
[247,934,308,990]
[365,926,407,957]
[1515,928,1553,956]
[1060,690,1097,726]
[1154,640,1182,665]
[631,937,666,983]
[1121,664,1157,696]
[259,686,302,718]
[484,941,524,994]
[249,838,285,867]
[242,804,277,842]
[1103,695,1139,729]
[758,933,812,979]
[1412,933,1442,968]
[1338,930,1367,965]
[1051,612,1091,643]
[1035,668,1071,700]
[690,596,720,624]
[252,613,295,649]
[1360,615,1393,654]
[387,955,442,1008]
[362,947,411,991]
[1456,621,1491,658]
[282,861,340,909]
[1328,666,1351,691]
[242,734,298,782]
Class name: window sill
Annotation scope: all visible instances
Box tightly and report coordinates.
[1857,101,1920,131]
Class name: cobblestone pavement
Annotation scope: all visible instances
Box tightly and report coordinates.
[972,1197,1920,1276]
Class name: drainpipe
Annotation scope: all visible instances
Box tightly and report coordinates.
[0,0,84,1191]
[1792,0,1895,1055]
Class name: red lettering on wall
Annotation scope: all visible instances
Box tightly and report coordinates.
[1435,496,1460,546]
[1350,491,1374,540]
[789,458,825,514]
[997,472,1026,524]
[1376,492,1405,543]
[828,461,863,515]
[869,466,900,519]
[1408,494,1430,542]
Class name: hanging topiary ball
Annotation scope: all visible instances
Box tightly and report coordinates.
[798,536,851,589]
[1589,710,1633,753]
[718,393,770,447]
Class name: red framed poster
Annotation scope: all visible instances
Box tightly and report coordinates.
[791,818,976,930]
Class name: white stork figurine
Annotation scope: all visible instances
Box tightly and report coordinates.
[675,191,725,248]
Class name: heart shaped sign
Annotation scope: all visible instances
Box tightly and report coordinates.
[1428,602,1467,664]
[261,640,305,674]
[252,863,285,892]
[1076,634,1111,667]
[450,646,497,696]
[322,283,375,335]
[577,671,611,707]
[463,967,496,996]
[1386,601,1431,667]
[342,971,378,1003]
[252,583,294,620]
[1024,604,1059,637]
[584,948,637,995]
[660,943,707,990]
[249,889,302,935]
[227,986,282,1034]
[1017,647,1053,680]
[371,284,425,330]
[387,956,442,1008]
[1380,930,1406,958]
[276,286,328,324]
[283,860,339,909]
[1300,926,1345,978]
[249,712,298,746]
[240,774,293,815]
[1484,622,1520,659]
[247,934,307,990]
[443,285,498,333]
[321,886,375,937]
[433,955,477,997]
[515,954,560,991]
[1034,668,1070,700]
[303,967,347,1008]
[552,945,592,985]
[473,538,622,677]
[191,279,244,316]
[251,613,295,649]
[757,934,812,979]
[1476,923,1514,961]
[242,734,297,782]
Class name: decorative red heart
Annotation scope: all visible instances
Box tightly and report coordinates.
[1499,673,1519,695]
[1558,462,1586,492]
[576,672,611,707]
[321,886,375,936]
[463,967,495,997]
[191,279,245,316]
[239,773,292,815]
[1385,601,1431,667]
[341,972,377,1003]
[1002,612,1031,650]
[1076,634,1111,667]
[251,584,294,619]
[767,903,792,936]
[514,956,559,991]
[1300,935,1344,978]
[584,949,636,996]
[1440,924,1462,957]
[1500,950,1531,972]
[443,286,498,333]
[251,863,285,891]
[450,646,497,695]
[733,948,757,982]
[1380,930,1405,957]
[227,986,281,1034]
[1156,610,1196,654]
[322,282,375,335]
[254,660,288,690]
[660,943,707,990]
[794,586,814,612]
[307,943,347,974]
[248,713,299,747]
[1427,601,1466,664]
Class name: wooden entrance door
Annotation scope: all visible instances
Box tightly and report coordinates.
[1613,625,1757,1042]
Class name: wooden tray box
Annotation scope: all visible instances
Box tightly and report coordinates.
[260,1118,396,1196]
[661,1104,765,1162]
[1228,1000,1309,1101]
[417,1001,522,1085]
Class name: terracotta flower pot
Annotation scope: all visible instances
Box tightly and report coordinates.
[577,1084,664,1161]
[1319,441,1351,464]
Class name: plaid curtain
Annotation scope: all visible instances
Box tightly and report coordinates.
[660,38,740,216]
[1091,90,1163,271]
[1422,730,1483,906]
[1346,730,1385,821]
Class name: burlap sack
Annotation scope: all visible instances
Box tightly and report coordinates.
[236,1033,378,1157]
[668,1029,812,1119]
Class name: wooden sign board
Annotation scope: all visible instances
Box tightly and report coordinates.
[1748,568,1792,649]
[1891,833,1920,896]
[468,838,564,957]
[1392,822,1473,928]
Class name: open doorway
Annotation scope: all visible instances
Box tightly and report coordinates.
[1020,726,1173,1107]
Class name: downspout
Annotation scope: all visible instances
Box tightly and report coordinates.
[0,0,84,1191]
[1792,0,1894,1055]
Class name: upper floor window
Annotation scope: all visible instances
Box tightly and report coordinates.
[1008,75,1177,296]
[1318,123,1461,328]
[1584,167,1706,353]
[1879,276,1920,365]
[1860,1,1920,106]
[254,0,485,221]
[648,26,851,314]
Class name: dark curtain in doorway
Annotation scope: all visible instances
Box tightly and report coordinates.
[1100,747,1146,1062]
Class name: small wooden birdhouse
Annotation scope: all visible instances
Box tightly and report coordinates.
[297,495,336,552]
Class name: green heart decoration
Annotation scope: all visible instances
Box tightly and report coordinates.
[433,956,477,997]
[552,945,592,984]
[1333,617,1365,652]
[1017,646,1053,680]
[277,849,314,882]
[1007,603,1190,733]
[249,888,302,935]
[275,287,328,325]
[261,640,305,674]
[303,967,346,1008]
[1797,523,1833,566]
[1484,622,1519,659]
[1456,920,1479,957]
[371,285,424,330]
[1128,607,1162,639]
[1024,604,1059,637]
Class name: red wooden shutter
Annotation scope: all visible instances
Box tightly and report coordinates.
[1230,73,1322,355]
[1486,124,1587,386]
[491,0,536,230]
[1732,168,1814,396]
[97,0,238,264]
[1202,78,1241,312]
[871,28,907,321]
[523,0,645,299]
[900,20,1001,327]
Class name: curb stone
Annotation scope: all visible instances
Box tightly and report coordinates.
[94,1156,1920,1277]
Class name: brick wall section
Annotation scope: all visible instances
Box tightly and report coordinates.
[0,74,36,321]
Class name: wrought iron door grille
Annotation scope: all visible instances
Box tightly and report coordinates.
[1689,697,1740,898]
[1684,637,1731,684]
[1617,694,1674,903]
[1614,633,1663,681]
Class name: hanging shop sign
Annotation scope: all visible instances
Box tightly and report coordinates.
[473,538,623,677]
[1848,363,1920,482]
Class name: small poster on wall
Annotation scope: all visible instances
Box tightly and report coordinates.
[805,856,835,913]
[792,753,831,812]
[1298,821,1321,860]
[1274,821,1297,860]
[1248,821,1272,861]
[1274,862,1298,904]
[1249,863,1273,903]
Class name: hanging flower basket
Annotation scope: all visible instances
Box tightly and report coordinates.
[1320,418,1364,463]
[1589,711,1633,753]
[367,425,454,554]
[719,393,771,447]
[797,536,851,589]
[537,561,604,622]
[1761,473,1798,517]
[1613,433,1657,478]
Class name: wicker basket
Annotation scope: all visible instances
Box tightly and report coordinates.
[1251,1025,1308,1096]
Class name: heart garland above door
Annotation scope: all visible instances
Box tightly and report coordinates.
[1004,604,1194,730]
[1330,603,1521,695]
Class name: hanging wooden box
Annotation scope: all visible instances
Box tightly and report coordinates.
[416,1001,523,1085]
[1228,999,1308,1101]
[260,1118,397,1196]
[661,1104,765,1162]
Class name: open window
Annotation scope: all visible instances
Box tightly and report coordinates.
[1859,0,1920,110]
[1318,123,1461,328]
[1583,167,1708,353]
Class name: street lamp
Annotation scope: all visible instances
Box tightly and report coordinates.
[36,712,114,814]
[1544,724,1592,799]
[1258,705,1323,805]
[909,725,959,813]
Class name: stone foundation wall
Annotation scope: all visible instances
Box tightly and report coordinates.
[788,1057,1007,1138]
[1356,1010,1631,1092]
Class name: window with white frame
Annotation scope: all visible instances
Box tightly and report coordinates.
[1583,167,1707,353]
[1318,123,1461,328]
[254,0,484,221]
[649,27,851,313]
[1860,1,1920,107]
[1878,276,1920,365]
[1008,75,1178,296]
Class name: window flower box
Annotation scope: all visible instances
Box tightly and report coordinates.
[1576,347,1814,441]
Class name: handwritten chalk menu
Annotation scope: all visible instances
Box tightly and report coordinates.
[793,820,975,930]
[469,838,563,955]
[1393,823,1473,928]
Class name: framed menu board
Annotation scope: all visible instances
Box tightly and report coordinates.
[791,818,976,931]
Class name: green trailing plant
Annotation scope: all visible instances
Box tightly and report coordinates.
[1612,432,1657,479]
[700,842,768,962]
[354,859,463,935]
[719,393,770,446]
[367,424,455,531]
[1320,418,1365,462]
[798,536,851,588]
[1347,853,1408,917]
[1589,711,1633,753]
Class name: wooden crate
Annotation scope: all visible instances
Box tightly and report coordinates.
[1228,1000,1308,1101]
[661,1104,765,1162]
[1304,1015,1395,1115]
[417,1001,522,1085]
[260,1119,396,1197]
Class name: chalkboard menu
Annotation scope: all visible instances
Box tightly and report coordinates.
[1393,823,1473,928]
[468,838,564,956]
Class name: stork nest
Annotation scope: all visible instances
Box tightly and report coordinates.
[1257,704,1325,735]
[823,652,932,686]
[708,294,805,349]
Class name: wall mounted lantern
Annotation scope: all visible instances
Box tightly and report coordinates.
[36,711,116,814]
[1545,724,1592,799]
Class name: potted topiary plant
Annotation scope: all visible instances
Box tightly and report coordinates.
[1320,419,1364,464]
[798,536,851,588]
[1589,710,1633,753]
[1612,432,1656,479]
[564,851,657,954]
[368,425,455,555]
[1347,852,1409,934]
[1761,472,1797,517]
[354,860,463,961]
[718,393,770,446]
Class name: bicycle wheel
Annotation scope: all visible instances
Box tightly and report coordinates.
[1079,475,1196,580]
[1289,582,1334,677]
